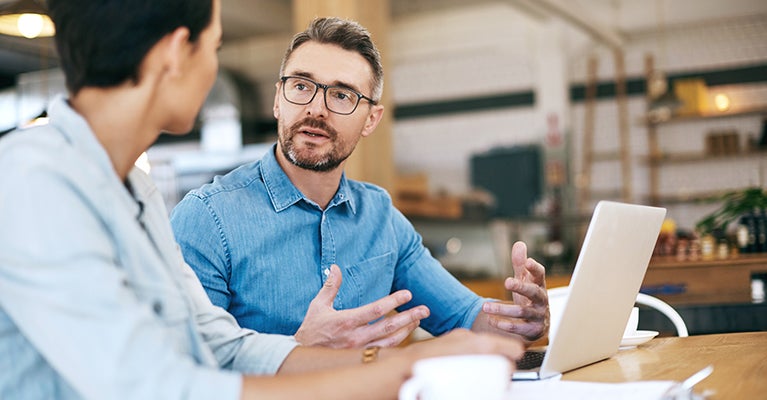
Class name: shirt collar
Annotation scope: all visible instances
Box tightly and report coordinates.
[260,143,356,214]
[48,95,143,220]
[333,173,356,214]
[49,95,116,178]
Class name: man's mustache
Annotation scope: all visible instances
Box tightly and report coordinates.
[289,117,338,139]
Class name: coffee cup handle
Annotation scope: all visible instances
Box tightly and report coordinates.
[398,376,425,400]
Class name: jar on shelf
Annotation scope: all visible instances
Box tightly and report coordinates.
[701,234,716,260]
[717,239,729,260]
[688,238,701,261]
[676,238,689,261]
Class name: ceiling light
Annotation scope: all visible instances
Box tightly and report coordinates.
[714,93,731,112]
[0,0,55,39]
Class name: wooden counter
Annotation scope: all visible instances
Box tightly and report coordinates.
[461,253,767,306]
[642,254,767,305]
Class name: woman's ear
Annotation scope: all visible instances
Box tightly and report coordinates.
[162,27,192,78]
[134,27,190,91]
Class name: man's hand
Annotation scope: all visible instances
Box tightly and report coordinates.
[472,241,550,344]
[294,264,430,348]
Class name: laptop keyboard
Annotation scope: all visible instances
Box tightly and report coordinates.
[516,350,546,370]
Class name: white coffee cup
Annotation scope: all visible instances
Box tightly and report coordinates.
[623,306,639,337]
[398,354,510,400]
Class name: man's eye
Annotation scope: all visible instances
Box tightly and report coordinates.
[335,92,349,100]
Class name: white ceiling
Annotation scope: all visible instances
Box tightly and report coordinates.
[1,0,765,85]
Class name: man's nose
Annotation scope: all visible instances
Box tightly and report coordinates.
[305,88,329,117]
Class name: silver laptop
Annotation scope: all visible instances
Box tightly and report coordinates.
[513,201,666,380]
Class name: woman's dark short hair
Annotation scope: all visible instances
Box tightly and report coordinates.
[280,17,384,102]
[48,0,214,95]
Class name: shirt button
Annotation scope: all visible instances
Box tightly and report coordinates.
[339,194,344,199]
[323,268,330,277]
[152,301,163,314]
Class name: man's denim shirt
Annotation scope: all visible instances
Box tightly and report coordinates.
[0,97,297,400]
[171,145,484,337]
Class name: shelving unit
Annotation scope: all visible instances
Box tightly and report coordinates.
[642,105,767,124]
[642,56,767,207]
[579,53,633,213]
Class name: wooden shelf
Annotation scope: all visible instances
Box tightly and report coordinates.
[642,149,767,164]
[641,105,767,126]
[591,151,623,162]
[587,188,623,200]
[649,253,767,269]
[645,189,732,205]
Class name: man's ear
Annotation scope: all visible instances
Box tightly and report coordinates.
[360,104,384,137]
[273,81,281,119]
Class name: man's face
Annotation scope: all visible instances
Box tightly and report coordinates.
[273,41,383,172]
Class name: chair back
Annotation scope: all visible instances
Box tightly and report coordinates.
[547,286,689,338]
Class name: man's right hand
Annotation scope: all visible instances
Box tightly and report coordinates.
[294,264,430,348]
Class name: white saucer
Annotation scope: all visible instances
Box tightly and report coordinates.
[620,330,659,348]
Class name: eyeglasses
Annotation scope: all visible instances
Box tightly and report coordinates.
[280,76,377,115]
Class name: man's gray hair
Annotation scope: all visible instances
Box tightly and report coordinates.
[280,17,383,102]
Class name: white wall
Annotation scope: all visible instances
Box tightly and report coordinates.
[390,3,567,195]
[389,5,767,230]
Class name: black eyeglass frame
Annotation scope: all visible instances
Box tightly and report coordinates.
[280,75,377,115]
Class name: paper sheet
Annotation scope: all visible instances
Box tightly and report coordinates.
[507,380,677,400]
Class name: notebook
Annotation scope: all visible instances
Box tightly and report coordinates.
[512,201,666,380]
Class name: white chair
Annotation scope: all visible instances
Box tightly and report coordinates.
[635,292,689,337]
[547,286,689,338]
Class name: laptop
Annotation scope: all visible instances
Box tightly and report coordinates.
[512,201,666,380]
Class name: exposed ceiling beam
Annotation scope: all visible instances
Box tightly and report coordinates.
[520,0,626,49]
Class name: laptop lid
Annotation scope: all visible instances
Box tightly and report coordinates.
[516,201,666,380]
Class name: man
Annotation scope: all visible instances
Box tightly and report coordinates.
[0,2,524,399]
[171,17,550,349]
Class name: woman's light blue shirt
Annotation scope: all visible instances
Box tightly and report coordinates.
[0,98,297,400]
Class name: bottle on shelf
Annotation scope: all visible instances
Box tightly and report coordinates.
[756,207,767,253]
[737,216,750,254]
[746,211,758,253]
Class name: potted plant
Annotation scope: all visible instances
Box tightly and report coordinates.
[695,187,767,235]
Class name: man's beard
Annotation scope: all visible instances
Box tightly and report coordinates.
[279,117,354,172]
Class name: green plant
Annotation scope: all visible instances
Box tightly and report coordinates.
[695,187,767,235]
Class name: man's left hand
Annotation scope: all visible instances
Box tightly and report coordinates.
[472,241,549,344]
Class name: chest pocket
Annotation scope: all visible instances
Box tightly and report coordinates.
[344,252,395,309]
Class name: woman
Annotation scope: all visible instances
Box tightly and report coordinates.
[0,1,523,399]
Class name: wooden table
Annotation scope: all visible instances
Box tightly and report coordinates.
[563,331,767,399]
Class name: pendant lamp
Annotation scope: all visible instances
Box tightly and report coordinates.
[0,0,55,39]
